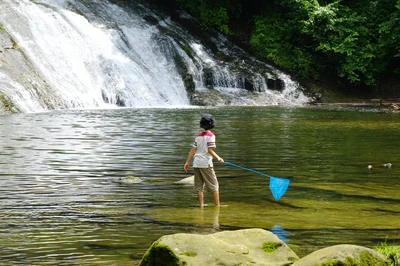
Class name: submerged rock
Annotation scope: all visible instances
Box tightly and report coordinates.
[117,175,143,184]
[383,163,392,168]
[292,244,389,266]
[175,175,194,185]
[139,228,299,266]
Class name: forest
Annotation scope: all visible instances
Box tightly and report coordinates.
[151,0,400,95]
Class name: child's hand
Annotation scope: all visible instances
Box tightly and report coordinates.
[218,157,224,163]
[184,162,190,172]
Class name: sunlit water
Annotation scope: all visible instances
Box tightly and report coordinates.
[0,107,399,265]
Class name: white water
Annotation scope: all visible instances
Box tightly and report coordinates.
[0,72,46,112]
[0,0,309,112]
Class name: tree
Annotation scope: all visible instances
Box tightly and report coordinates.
[172,0,400,87]
[249,0,400,85]
[176,0,231,34]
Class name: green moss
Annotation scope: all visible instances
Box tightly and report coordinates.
[317,251,390,266]
[262,242,282,254]
[358,251,390,266]
[180,251,197,257]
[319,260,340,266]
[12,40,18,49]
[181,45,193,58]
[288,256,299,262]
[139,240,181,266]
[0,94,19,113]
[317,260,341,266]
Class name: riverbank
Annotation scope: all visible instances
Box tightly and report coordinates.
[313,100,400,110]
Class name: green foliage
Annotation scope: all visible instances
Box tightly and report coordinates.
[174,0,400,87]
[250,15,317,79]
[248,0,400,85]
[378,0,400,63]
[203,7,230,34]
[299,1,389,85]
[176,0,230,34]
[375,241,400,266]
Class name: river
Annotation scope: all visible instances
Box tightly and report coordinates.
[0,106,399,265]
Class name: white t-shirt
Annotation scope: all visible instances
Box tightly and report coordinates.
[192,131,216,168]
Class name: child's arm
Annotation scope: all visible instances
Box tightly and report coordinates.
[208,147,224,163]
[184,147,197,172]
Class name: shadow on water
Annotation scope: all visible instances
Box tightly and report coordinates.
[0,106,399,265]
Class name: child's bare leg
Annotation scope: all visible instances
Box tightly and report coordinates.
[197,191,204,206]
[212,191,220,206]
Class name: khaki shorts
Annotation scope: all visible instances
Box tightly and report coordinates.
[194,167,219,192]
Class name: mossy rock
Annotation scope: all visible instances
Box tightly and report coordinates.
[139,240,181,266]
[292,244,390,266]
[139,228,299,266]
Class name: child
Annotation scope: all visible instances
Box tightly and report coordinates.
[184,114,224,207]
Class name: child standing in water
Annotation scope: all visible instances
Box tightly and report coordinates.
[184,114,224,207]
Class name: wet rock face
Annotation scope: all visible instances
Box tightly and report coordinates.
[190,89,229,106]
[0,29,57,114]
[0,30,19,114]
[267,78,284,92]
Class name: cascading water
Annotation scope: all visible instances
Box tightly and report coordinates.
[0,0,310,113]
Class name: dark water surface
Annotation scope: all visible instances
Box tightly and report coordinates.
[1,107,399,265]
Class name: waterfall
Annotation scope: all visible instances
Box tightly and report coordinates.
[0,0,310,113]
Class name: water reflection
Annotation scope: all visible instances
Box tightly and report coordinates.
[195,207,220,230]
[0,107,399,265]
[270,225,290,243]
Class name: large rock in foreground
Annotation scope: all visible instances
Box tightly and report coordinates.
[292,244,389,266]
[139,228,299,266]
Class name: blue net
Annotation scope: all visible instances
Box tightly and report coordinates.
[224,162,290,200]
[269,177,290,200]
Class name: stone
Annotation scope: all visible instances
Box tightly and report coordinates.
[292,244,389,266]
[139,228,299,266]
[117,175,143,184]
[175,175,194,185]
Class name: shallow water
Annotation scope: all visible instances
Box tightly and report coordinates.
[0,106,399,265]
